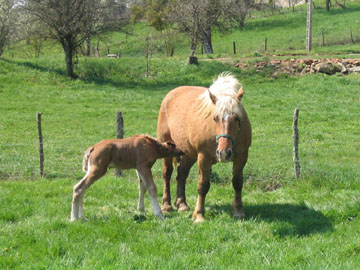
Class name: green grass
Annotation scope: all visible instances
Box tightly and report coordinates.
[1,2,360,268]
[1,55,360,269]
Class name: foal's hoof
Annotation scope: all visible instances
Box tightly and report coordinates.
[161,202,173,212]
[156,214,165,220]
[177,202,190,212]
[80,216,89,222]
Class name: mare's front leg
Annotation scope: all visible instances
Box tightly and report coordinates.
[232,150,248,219]
[137,167,164,219]
[161,157,173,212]
[175,155,196,211]
[192,153,211,223]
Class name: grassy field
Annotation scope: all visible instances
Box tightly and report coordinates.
[1,1,360,269]
[1,55,360,269]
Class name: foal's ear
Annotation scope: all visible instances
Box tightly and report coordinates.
[236,87,244,101]
[208,89,217,104]
[165,141,176,149]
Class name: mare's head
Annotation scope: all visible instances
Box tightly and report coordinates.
[199,73,244,162]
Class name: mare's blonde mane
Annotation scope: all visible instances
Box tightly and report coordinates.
[198,73,243,119]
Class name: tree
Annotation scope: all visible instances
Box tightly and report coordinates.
[167,0,223,54]
[26,0,129,78]
[326,0,331,11]
[0,0,15,57]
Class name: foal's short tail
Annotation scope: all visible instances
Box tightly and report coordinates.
[82,146,94,172]
[172,156,181,170]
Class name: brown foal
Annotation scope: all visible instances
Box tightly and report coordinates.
[71,135,182,221]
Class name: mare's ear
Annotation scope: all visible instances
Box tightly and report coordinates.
[208,89,217,104]
[236,86,244,101]
[165,141,176,149]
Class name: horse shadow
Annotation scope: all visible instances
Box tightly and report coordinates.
[207,202,333,238]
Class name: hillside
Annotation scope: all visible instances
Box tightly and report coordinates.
[3,0,360,60]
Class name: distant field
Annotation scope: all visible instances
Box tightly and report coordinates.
[3,0,360,59]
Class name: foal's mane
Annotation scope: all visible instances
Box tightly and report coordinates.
[135,134,169,149]
[197,73,243,119]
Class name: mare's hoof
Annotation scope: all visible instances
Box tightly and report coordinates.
[192,213,205,223]
[161,202,173,212]
[233,211,245,220]
[177,202,190,212]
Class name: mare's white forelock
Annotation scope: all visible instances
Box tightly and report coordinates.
[198,72,243,119]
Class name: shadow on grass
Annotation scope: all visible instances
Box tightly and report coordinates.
[208,202,333,237]
[1,58,243,92]
[1,58,67,77]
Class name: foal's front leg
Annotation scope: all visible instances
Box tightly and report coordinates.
[136,170,146,213]
[137,167,164,219]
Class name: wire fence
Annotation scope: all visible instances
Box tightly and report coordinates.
[0,110,307,182]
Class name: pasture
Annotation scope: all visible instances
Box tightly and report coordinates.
[1,56,360,269]
[1,1,360,268]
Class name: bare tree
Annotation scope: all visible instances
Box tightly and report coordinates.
[26,0,129,78]
[0,0,15,56]
[226,0,254,28]
[167,0,226,54]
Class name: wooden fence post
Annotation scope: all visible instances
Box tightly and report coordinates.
[293,108,301,179]
[350,26,355,44]
[306,0,313,51]
[115,111,124,177]
[265,37,268,51]
[37,112,44,178]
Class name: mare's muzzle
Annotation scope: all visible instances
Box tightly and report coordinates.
[216,134,234,162]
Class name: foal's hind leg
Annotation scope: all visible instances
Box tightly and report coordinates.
[175,155,196,211]
[137,167,163,219]
[71,167,106,221]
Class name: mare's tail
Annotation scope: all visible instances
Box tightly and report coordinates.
[82,146,94,172]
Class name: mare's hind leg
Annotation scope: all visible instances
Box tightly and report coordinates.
[232,150,248,219]
[71,167,106,221]
[137,167,163,219]
[161,157,173,212]
[136,170,146,213]
[175,155,196,212]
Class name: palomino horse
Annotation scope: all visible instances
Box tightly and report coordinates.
[71,135,183,221]
[157,73,251,222]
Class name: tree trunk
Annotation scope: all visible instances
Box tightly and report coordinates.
[202,25,213,54]
[326,0,331,11]
[62,37,76,78]
[85,36,91,56]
